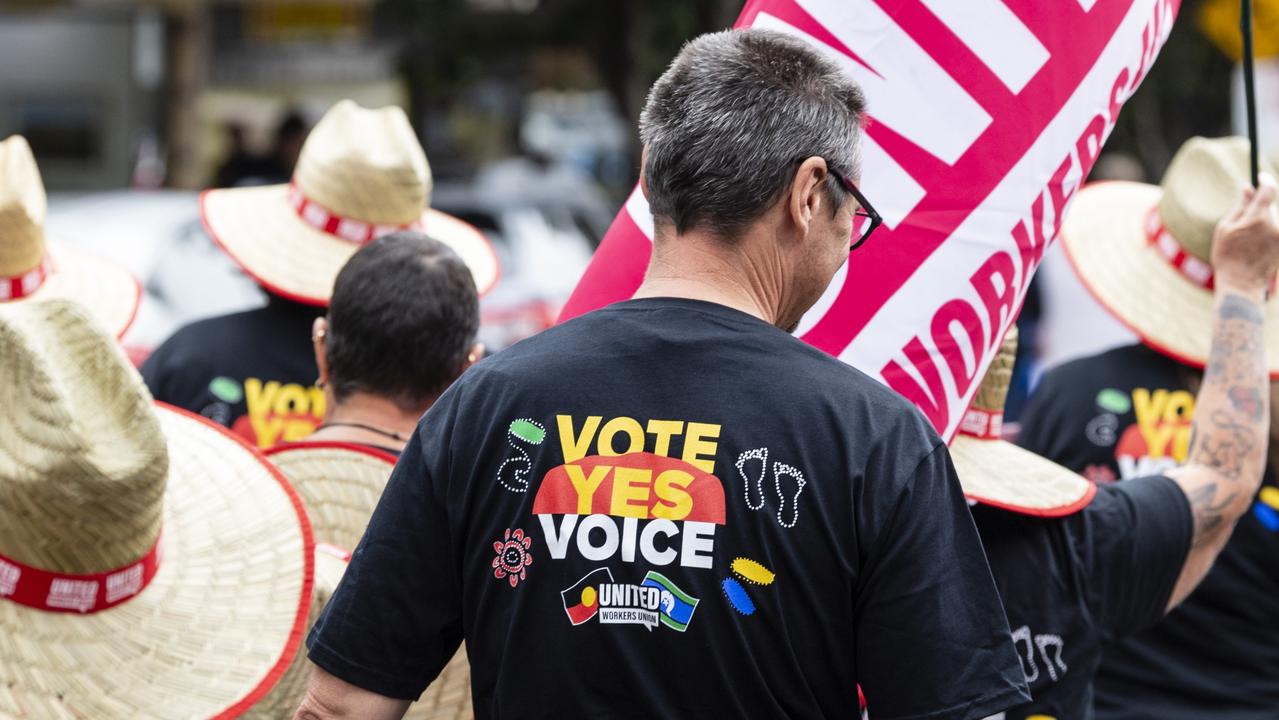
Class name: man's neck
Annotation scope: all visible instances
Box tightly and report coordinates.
[311,392,427,451]
[632,226,787,327]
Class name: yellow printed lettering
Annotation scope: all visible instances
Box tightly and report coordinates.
[1173,426,1193,463]
[646,419,684,457]
[610,467,652,518]
[274,383,310,416]
[1163,390,1195,424]
[652,469,694,520]
[308,386,326,420]
[682,422,721,474]
[565,464,611,514]
[282,418,319,443]
[244,378,280,419]
[1132,388,1168,431]
[598,416,645,456]
[1139,423,1176,458]
[251,415,285,448]
[557,415,602,463]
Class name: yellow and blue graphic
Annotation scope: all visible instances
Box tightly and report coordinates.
[722,556,775,617]
[1252,486,1279,532]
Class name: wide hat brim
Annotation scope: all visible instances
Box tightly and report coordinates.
[200,184,500,307]
[1061,181,1279,375]
[7,243,141,340]
[266,441,397,553]
[0,404,314,719]
[251,547,475,720]
[951,435,1097,517]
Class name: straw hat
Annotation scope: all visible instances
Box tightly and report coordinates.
[0,135,140,338]
[200,100,500,306]
[0,298,314,718]
[1062,136,1279,373]
[266,441,399,552]
[262,442,473,719]
[950,328,1097,516]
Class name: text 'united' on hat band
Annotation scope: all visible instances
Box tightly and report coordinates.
[0,530,162,614]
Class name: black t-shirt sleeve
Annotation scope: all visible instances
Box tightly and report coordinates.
[305,404,463,700]
[856,442,1030,720]
[1076,475,1193,639]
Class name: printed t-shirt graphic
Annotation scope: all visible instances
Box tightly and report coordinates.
[1018,344,1279,718]
[141,299,325,449]
[304,298,1028,719]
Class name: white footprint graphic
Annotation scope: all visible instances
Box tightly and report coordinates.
[735,448,768,510]
[772,463,806,529]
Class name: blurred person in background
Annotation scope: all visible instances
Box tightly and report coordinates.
[306,231,483,456]
[213,110,310,189]
[1019,137,1279,718]
[142,100,496,451]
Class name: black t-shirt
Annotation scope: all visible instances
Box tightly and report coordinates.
[1018,344,1279,719]
[972,475,1191,720]
[141,297,325,450]
[308,298,1030,720]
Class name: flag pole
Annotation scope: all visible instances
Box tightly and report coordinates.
[1242,0,1261,187]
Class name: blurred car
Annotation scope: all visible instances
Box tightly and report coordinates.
[432,173,604,350]
[46,177,605,362]
[46,191,262,361]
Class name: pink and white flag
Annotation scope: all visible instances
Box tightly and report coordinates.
[560,0,1180,441]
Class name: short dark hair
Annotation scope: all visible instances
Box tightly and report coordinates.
[639,29,866,238]
[326,232,479,411]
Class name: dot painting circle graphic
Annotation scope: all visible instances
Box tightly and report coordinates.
[491,527,533,588]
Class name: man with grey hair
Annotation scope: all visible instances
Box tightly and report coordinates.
[295,29,1029,720]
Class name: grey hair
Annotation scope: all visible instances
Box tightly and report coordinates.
[639,28,866,239]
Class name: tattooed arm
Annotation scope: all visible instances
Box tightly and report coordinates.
[1166,179,1279,610]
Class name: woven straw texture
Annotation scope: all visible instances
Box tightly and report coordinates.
[950,329,1095,516]
[0,136,46,276]
[1062,182,1279,374]
[249,548,474,719]
[267,443,395,552]
[0,299,312,718]
[200,101,498,306]
[0,136,139,338]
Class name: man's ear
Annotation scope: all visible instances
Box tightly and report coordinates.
[787,156,830,236]
[465,342,486,370]
[312,316,331,388]
[639,145,651,201]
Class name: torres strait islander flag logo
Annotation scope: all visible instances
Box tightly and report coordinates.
[559,0,1180,442]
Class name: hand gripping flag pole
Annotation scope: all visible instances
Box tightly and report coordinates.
[1243,0,1261,187]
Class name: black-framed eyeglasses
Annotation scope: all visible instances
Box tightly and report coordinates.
[830,168,882,252]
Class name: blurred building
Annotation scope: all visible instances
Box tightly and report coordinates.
[0,0,404,190]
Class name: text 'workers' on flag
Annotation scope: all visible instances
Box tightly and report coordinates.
[559,0,1180,442]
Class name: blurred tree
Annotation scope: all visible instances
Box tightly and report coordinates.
[378,0,736,176]
[1098,0,1234,180]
